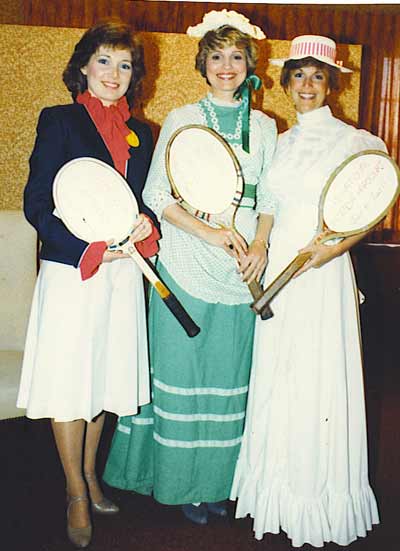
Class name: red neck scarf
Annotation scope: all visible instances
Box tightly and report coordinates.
[77,90,131,175]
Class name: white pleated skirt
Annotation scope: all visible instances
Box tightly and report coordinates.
[17,258,150,422]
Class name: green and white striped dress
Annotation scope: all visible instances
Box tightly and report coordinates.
[103,94,277,505]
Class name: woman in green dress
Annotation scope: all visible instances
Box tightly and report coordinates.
[103,9,277,525]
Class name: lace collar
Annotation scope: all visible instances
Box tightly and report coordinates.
[207,92,241,109]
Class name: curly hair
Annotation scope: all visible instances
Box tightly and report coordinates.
[63,20,145,108]
[280,57,340,91]
[195,25,258,80]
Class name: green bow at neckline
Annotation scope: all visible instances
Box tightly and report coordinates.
[234,74,262,153]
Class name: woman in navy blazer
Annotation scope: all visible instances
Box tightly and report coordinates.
[24,101,155,267]
[17,21,158,548]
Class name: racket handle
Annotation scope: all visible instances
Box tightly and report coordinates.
[248,280,274,320]
[259,303,274,320]
[162,293,201,338]
[251,252,312,315]
[125,245,200,337]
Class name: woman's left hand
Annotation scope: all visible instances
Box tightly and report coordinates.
[238,239,268,283]
[294,239,339,277]
[129,214,153,244]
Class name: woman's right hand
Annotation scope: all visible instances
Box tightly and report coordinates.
[163,203,247,258]
[202,226,248,259]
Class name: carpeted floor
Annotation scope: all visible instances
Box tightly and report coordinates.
[2,266,399,551]
[1,357,398,551]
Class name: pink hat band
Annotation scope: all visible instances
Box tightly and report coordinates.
[290,39,336,62]
[269,35,353,73]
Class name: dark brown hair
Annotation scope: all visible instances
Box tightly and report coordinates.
[280,57,340,91]
[195,25,258,80]
[63,20,145,108]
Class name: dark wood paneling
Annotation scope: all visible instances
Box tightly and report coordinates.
[353,242,400,384]
[19,2,400,35]
[0,0,24,24]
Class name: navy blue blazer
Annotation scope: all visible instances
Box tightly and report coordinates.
[24,103,155,267]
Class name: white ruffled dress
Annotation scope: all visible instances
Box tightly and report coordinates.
[231,106,386,547]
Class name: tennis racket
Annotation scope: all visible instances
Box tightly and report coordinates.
[166,124,273,320]
[252,150,400,316]
[53,157,200,337]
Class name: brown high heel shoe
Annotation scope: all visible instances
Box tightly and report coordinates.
[66,495,92,549]
[84,472,119,515]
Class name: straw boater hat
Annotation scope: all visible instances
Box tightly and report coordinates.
[270,35,353,73]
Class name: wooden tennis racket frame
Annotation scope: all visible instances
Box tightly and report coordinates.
[53,157,201,338]
[252,150,400,316]
[166,124,273,319]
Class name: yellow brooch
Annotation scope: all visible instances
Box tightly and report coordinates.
[126,130,140,147]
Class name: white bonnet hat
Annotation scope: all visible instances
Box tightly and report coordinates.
[186,9,266,40]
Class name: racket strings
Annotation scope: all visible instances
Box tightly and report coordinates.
[167,126,242,216]
[53,158,139,244]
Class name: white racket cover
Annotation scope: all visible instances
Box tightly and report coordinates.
[322,150,400,233]
[53,157,138,243]
[167,126,240,215]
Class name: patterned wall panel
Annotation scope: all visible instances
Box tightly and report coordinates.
[0,24,361,209]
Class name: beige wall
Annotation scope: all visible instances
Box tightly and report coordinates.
[0,24,361,209]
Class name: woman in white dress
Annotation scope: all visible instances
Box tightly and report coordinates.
[16,21,158,548]
[231,35,385,547]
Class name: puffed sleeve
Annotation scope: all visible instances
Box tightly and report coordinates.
[142,109,185,220]
[255,114,278,215]
[24,108,88,267]
[346,127,388,155]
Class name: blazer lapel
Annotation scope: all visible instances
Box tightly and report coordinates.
[75,104,115,168]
